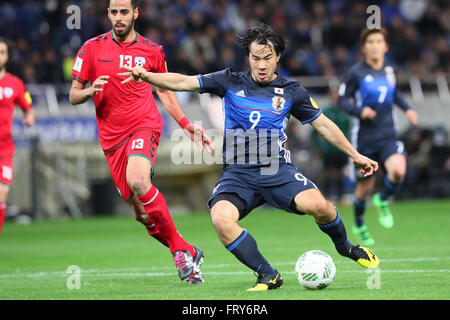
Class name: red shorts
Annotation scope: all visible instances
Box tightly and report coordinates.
[0,156,13,185]
[105,130,160,202]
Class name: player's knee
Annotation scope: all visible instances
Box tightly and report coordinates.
[127,175,150,196]
[391,167,405,183]
[309,199,334,222]
[210,202,237,231]
[0,186,9,204]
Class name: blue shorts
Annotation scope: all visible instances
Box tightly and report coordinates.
[208,163,318,219]
[355,139,406,180]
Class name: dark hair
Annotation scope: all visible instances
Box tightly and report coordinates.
[0,38,9,68]
[109,0,140,9]
[359,27,389,46]
[237,22,286,56]
[131,0,140,9]
[0,37,9,55]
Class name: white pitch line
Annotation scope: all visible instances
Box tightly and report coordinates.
[42,256,450,272]
[1,269,450,280]
[0,257,448,279]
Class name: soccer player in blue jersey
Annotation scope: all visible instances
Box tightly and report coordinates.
[119,23,380,291]
[338,28,418,245]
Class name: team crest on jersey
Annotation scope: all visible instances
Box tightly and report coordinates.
[3,87,13,99]
[272,96,286,112]
[364,74,374,82]
[135,57,146,67]
[385,66,396,86]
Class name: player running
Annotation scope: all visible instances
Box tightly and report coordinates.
[338,28,418,245]
[0,38,35,235]
[119,23,380,291]
[69,0,212,285]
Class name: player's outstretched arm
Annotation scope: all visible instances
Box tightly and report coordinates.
[310,113,378,177]
[156,87,213,152]
[118,66,201,92]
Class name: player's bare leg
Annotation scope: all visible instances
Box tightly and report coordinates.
[210,200,282,291]
[384,153,406,184]
[210,200,242,246]
[294,188,379,268]
[126,155,203,283]
[373,153,406,228]
[0,183,10,235]
[354,176,376,201]
[294,188,337,224]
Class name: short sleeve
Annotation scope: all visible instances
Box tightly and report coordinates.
[151,46,168,74]
[197,68,233,98]
[337,66,364,117]
[71,42,92,84]
[290,86,322,124]
[14,80,32,111]
[338,66,359,100]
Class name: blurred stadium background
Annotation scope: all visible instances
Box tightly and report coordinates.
[2,0,449,220]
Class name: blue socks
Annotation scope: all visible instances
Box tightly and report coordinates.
[226,229,276,276]
[317,209,352,257]
[354,199,367,227]
[380,176,401,201]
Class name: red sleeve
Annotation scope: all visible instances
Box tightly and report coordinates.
[152,46,168,74]
[71,42,92,84]
[14,80,32,111]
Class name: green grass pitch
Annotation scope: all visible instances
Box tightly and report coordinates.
[0,200,449,300]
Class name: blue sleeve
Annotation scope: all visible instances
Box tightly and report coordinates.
[290,86,322,125]
[337,67,362,118]
[197,68,232,98]
[394,89,412,111]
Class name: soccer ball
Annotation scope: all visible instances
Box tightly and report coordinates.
[295,250,336,290]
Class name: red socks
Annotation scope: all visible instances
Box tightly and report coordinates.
[0,203,5,235]
[137,186,195,256]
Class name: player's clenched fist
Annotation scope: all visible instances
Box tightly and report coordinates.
[352,153,378,178]
[90,75,109,96]
[360,106,377,120]
[118,65,148,84]
[406,109,418,126]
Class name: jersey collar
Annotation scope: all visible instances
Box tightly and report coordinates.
[110,29,140,48]
[363,60,386,72]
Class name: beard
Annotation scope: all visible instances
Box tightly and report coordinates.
[113,19,135,39]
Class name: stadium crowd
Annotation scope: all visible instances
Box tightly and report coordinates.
[0,0,449,85]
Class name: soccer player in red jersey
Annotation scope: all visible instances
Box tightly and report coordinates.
[0,38,35,235]
[69,0,211,284]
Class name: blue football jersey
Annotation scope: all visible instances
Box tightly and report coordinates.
[198,68,322,167]
[338,62,411,147]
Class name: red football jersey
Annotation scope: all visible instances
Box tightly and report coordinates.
[71,30,168,151]
[0,72,32,156]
